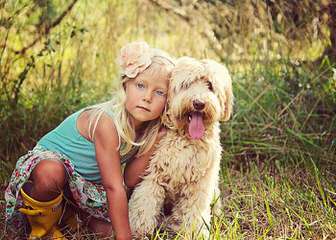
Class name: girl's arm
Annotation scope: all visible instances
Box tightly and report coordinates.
[124,127,167,191]
[94,113,131,240]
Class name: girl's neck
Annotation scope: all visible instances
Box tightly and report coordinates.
[134,121,149,139]
[134,122,143,131]
[126,109,143,130]
[126,111,148,138]
[131,118,143,131]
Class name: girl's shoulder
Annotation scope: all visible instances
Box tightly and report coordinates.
[91,111,120,149]
[77,107,119,147]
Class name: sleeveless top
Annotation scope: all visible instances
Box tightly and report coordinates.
[38,107,138,183]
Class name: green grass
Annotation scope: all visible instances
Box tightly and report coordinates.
[216,162,336,239]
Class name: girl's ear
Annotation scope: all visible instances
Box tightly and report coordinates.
[121,76,129,90]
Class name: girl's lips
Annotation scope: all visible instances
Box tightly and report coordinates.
[136,106,150,112]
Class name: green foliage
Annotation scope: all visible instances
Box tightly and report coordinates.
[223,58,335,167]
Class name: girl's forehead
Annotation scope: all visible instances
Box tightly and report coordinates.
[136,64,170,87]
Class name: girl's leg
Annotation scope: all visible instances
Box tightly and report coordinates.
[19,159,68,239]
[26,159,112,237]
[75,207,112,237]
[124,129,166,195]
[124,152,153,196]
[24,159,67,201]
[87,217,113,237]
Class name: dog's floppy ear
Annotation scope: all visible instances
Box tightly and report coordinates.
[203,59,234,121]
[160,83,175,129]
[161,102,174,129]
[221,75,233,121]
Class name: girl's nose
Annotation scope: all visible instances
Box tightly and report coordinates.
[143,90,152,103]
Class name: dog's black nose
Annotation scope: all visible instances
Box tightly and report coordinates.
[193,100,205,111]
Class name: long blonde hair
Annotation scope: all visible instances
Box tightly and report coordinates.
[88,54,174,157]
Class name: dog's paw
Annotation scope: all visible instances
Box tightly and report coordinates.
[129,207,158,237]
[163,215,182,233]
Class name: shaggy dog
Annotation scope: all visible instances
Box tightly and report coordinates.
[128,56,233,238]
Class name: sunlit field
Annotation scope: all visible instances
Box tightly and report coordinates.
[1,1,335,239]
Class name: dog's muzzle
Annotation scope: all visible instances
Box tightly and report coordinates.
[193,99,205,111]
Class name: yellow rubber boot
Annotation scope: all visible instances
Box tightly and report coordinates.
[18,188,67,239]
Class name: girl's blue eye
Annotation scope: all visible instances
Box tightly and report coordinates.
[136,82,145,89]
[155,90,166,97]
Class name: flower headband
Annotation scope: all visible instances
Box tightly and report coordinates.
[118,41,174,78]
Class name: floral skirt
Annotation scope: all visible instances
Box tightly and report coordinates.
[5,145,110,234]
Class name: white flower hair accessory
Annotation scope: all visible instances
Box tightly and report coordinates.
[118,41,154,78]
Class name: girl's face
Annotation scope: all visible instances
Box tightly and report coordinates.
[124,63,170,129]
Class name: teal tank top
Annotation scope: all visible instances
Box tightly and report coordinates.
[38,108,138,183]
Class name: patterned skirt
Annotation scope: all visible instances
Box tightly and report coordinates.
[5,145,110,234]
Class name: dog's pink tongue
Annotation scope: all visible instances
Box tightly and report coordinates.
[188,112,205,140]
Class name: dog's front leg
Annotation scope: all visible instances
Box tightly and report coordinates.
[166,183,212,238]
[128,176,165,238]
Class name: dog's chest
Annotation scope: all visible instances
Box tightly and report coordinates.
[153,133,213,186]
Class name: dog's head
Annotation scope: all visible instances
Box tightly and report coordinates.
[162,57,233,140]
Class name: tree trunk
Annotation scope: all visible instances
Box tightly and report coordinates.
[314,2,336,64]
[325,2,336,62]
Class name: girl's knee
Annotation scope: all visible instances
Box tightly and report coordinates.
[31,160,66,191]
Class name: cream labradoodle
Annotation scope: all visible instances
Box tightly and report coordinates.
[128,56,233,238]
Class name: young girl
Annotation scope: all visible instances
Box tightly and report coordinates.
[5,41,175,239]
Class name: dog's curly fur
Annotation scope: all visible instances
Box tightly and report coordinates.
[128,56,233,238]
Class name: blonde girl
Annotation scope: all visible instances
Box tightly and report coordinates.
[5,41,174,240]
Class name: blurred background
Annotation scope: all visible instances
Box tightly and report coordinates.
[1,0,335,239]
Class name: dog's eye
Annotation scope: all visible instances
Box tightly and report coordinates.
[206,81,213,92]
